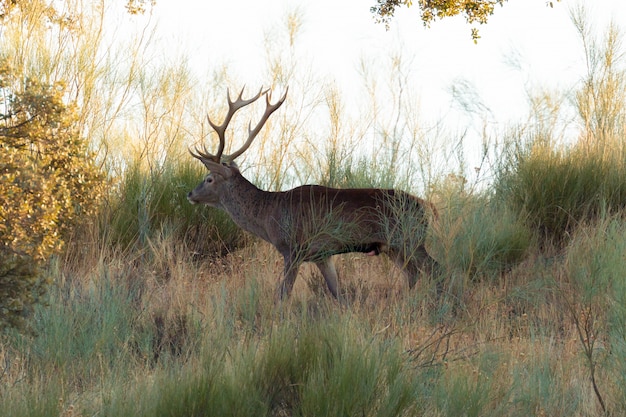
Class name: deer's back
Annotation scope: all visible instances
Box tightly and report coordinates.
[283,185,427,216]
[267,185,430,258]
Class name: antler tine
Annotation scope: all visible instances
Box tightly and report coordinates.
[228,86,265,108]
[189,143,217,165]
[206,86,265,162]
[223,87,288,163]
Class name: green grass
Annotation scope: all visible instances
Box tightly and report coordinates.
[105,157,245,256]
[4,135,626,415]
[126,317,422,417]
[4,4,626,415]
[430,191,532,281]
[496,141,626,245]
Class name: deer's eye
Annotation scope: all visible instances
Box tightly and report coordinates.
[206,177,213,184]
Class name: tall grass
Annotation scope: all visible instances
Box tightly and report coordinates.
[111,316,423,417]
[3,218,625,416]
[496,140,626,244]
[105,157,245,257]
[559,215,626,413]
[431,185,532,281]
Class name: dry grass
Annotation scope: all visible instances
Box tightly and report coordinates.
[2,224,621,416]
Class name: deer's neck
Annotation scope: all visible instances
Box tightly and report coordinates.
[221,174,275,242]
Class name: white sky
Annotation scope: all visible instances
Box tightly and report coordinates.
[152,0,624,121]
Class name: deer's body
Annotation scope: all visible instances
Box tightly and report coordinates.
[188,88,438,299]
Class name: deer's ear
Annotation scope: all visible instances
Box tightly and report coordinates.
[204,160,233,178]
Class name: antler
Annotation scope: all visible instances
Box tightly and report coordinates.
[190,86,288,171]
[222,87,288,162]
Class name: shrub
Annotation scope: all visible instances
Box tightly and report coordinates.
[0,67,105,332]
[496,140,626,245]
[113,316,421,417]
[561,216,626,414]
[496,14,626,246]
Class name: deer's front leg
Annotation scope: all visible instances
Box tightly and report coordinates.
[277,253,300,299]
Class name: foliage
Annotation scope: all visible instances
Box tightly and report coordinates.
[561,217,626,413]
[129,317,421,417]
[125,0,156,15]
[371,0,506,41]
[572,9,626,146]
[321,150,391,189]
[0,63,105,332]
[0,0,151,19]
[1,2,625,416]
[371,0,560,42]
[1,232,621,416]
[604,220,626,414]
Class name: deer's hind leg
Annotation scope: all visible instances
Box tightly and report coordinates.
[389,245,437,289]
[314,257,340,299]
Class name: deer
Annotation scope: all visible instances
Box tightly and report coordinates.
[188,87,439,300]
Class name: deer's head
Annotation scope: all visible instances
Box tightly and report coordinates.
[187,87,287,207]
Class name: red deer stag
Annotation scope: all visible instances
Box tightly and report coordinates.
[188,87,438,299]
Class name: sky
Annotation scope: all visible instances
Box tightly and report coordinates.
[151,0,624,119]
[141,0,626,182]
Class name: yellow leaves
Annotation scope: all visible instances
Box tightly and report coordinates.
[1,72,106,330]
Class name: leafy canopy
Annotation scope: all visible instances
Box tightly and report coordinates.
[371,0,560,42]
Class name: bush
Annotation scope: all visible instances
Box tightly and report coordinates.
[0,68,105,332]
[561,216,626,413]
[496,14,626,246]
[496,140,626,245]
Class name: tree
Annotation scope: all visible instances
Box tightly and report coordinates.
[371,0,560,42]
[0,62,105,332]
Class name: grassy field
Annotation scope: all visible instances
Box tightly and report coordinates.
[1,201,626,416]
